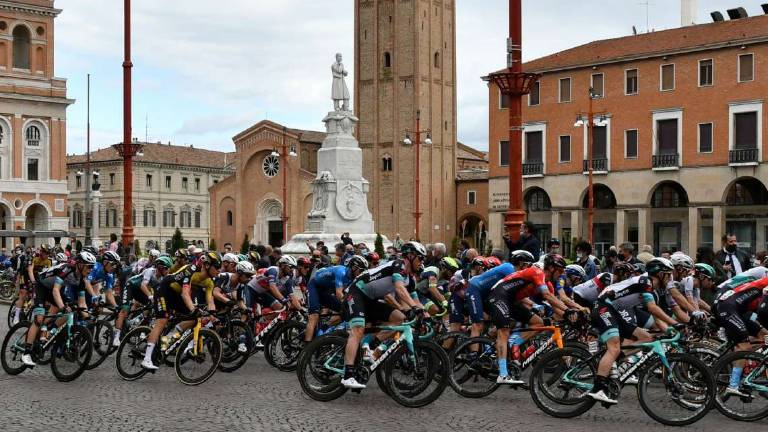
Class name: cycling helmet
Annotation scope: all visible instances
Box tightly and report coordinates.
[102,251,120,264]
[237,254,248,262]
[278,255,298,268]
[510,250,535,265]
[175,248,190,258]
[613,262,634,275]
[542,253,567,269]
[346,255,369,272]
[533,261,544,270]
[400,241,427,258]
[565,264,587,282]
[235,261,256,275]
[55,252,68,262]
[632,262,646,274]
[248,250,261,262]
[471,256,486,267]
[484,256,502,269]
[155,256,173,269]
[439,256,461,272]
[367,252,380,265]
[297,256,311,267]
[646,257,674,275]
[670,253,694,269]
[82,246,98,255]
[694,263,715,279]
[40,244,52,253]
[148,249,161,259]
[77,251,97,266]
[200,251,222,268]
[222,253,239,264]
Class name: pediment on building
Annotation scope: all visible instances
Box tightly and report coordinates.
[232,120,301,153]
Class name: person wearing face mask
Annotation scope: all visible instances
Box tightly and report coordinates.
[574,240,598,279]
[503,221,541,262]
[618,242,638,264]
[715,233,752,279]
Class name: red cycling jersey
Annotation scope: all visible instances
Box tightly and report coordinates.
[497,266,551,301]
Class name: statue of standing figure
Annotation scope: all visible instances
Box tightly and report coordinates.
[331,53,350,111]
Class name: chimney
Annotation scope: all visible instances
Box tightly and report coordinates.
[681,0,698,26]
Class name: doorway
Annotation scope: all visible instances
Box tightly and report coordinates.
[268,221,284,247]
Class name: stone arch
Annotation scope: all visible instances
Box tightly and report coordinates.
[22,118,49,181]
[581,184,616,209]
[649,180,689,208]
[458,212,488,250]
[0,116,12,180]
[244,149,277,180]
[24,202,48,246]
[723,176,768,206]
[255,196,283,247]
[524,186,552,212]
[11,24,30,69]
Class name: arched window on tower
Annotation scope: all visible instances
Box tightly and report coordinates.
[226,210,233,226]
[382,155,393,172]
[384,52,391,68]
[12,26,30,70]
[25,125,40,146]
[434,51,440,68]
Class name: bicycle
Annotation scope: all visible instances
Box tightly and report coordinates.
[529,328,715,426]
[1,306,93,382]
[212,306,254,373]
[0,268,15,301]
[6,294,33,328]
[711,337,768,421]
[267,311,344,372]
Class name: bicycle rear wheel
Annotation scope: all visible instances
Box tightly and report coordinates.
[115,326,151,381]
[174,328,222,386]
[50,325,93,382]
[86,320,115,370]
[529,346,596,418]
[218,320,253,373]
[637,353,715,426]
[384,340,449,408]
[269,321,306,372]
[712,350,768,422]
[1,321,31,375]
[296,335,348,401]
[448,337,499,398]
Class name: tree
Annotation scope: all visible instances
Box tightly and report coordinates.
[172,228,185,253]
[374,233,384,256]
[133,239,142,257]
[240,234,250,254]
[75,240,83,252]
[208,238,218,252]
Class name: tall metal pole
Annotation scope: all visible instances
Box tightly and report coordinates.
[505,0,525,241]
[587,93,595,246]
[85,73,91,246]
[414,111,421,241]
[282,127,289,245]
[121,0,135,253]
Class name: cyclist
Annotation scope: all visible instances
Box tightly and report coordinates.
[572,269,614,309]
[244,254,297,313]
[556,264,592,313]
[113,256,173,346]
[715,264,768,297]
[10,246,31,325]
[510,250,536,270]
[414,264,448,316]
[465,255,517,340]
[221,253,239,274]
[691,263,714,313]
[21,251,97,366]
[587,258,679,404]
[341,242,425,389]
[85,251,120,309]
[304,255,368,344]
[489,254,569,384]
[141,251,221,370]
[169,249,190,273]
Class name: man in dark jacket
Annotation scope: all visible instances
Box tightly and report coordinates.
[715,233,752,279]
[503,221,541,261]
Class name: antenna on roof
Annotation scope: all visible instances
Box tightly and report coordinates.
[145,113,148,143]
[638,0,655,32]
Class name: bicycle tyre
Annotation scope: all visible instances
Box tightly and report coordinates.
[435,331,467,356]
[1,321,31,375]
[218,320,253,373]
[174,328,222,386]
[296,335,348,402]
[50,325,93,382]
[637,352,715,426]
[0,280,14,301]
[115,326,151,381]
[712,350,768,422]
[86,320,115,370]
[384,340,449,408]
[529,346,596,418]
[268,320,306,372]
[448,336,500,398]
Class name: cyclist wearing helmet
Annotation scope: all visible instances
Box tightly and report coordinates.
[303,255,368,344]
[28,244,52,285]
[141,251,221,370]
[212,257,253,312]
[572,269,614,309]
[510,250,536,270]
[488,254,569,385]
[170,249,190,273]
[484,256,502,269]
[85,250,120,309]
[245,255,298,313]
[588,257,679,405]
[296,256,313,288]
[553,264,591,313]
[247,250,264,269]
[54,252,68,265]
[691,263,714,312]
[414,265,448,316]
[222,253,239,274]
[715,264,768,298]
[10,246,32,325]
[21,251,96,366]
[612,262,635,283]
[340,242,424,389]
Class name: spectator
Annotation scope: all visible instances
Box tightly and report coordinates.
[428,242,446,267]
[392,233,404,250]
[715,233,752,279]
[636,244,654,264]
[457,239,471,260]
[618,242,638,264]
[270,247,282,266]
[385,246,398,261]
[357,242,370,255]
[503,221,541,261]
[575,240,597,279]
[333,243,345,264]
[340,232,353,246]
[545,238,560,255]
[343,244,354,264]
[223,243,233,254]
[601,248,618,273]
[108,233,119,253]
[661,250,672,260]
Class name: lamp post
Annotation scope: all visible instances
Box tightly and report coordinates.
[573,87,607,245]
[487,0,540,242]
[276,127,297,245]
[403,110,432,241]
[85,73,91,246]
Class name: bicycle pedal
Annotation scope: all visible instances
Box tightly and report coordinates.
[351,388,362,394]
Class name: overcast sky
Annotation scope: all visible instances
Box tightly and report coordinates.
[56,0,767,154]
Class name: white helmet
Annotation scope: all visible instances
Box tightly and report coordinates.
[149,249,161,259]
[278,255,298,268]
[77,251,97,265]
[235,261,255,275]
[55,252,68,262]
[670,253,694,269]
[222,253,239,263]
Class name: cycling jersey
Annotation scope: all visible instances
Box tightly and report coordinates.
[572,272,613,307]
[715,277,768,312]
[31,256,52,276]
[307,265,350,314]
[598,275,655,309]
[487,266,550,327]
[714,276,768,342]
[248,266,295,296]
[716,266,768,295]
[468,263,515,298]
[87,262,115,291]
[154,265,214,317]
[33,264,80,309]
[353,260,406,300]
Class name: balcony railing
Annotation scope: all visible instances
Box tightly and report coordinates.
[583,158,608,172]
[652,153,679,169]
[729,148,758,164]
[522,162,543,176]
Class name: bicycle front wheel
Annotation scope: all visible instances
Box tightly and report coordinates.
[50,325,93,382]
[637,353,715,426]
[529,346,596,418]
[115,326,151,381]
[174,328,222,386]
[218,320,253,373]
[384,340,450,408]
[296,335,348,401]
[448,337,499,398]
[712,350,768,422]
[1,321,31,375]
[268,321,306,372]
[86,320,115,370]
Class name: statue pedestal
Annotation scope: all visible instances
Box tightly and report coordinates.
[282,110,389,254]
[90,190,102,247]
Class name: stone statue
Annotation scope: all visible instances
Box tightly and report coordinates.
[331,53,350,111]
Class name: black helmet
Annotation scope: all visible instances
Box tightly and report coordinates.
[542,253,567,269]
[646,257,674,276]
[40,244,52,253]
[82,246,98,255]
[102,251,120,264]
[346,255,369,272]
[248,250,261,262]
[613,262,634,275]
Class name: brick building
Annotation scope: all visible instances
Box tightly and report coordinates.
[0,0,73,248]
[355,0,457,243]
[486,12,768,257]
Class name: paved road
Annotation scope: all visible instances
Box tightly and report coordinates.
[0,305,755,432]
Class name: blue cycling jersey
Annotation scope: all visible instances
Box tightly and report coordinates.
[468,263,515,297]
[87,262,115,291]
[313,265,351,292]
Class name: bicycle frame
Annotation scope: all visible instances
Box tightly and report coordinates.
[516,325,564,369]
[742,345,768,393]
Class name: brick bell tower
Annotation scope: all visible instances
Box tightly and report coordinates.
[354,0,457,243]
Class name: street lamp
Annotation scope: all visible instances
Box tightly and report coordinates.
[403,110,431,241]
[573,87,607,246]
[278,127,297,245]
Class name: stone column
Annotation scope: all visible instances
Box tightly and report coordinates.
[570,210,582,241]
[688,207,700,253]
[551,211,560,241]
[712,206,725,248]
[615,209,626,245]
[637,208,652,248]
[91,190,102,247]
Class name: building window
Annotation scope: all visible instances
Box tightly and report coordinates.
[25,125,40,146]
[434,51,440,68]
[12,25,30,70]
[528,81,540,106]
[179,209,191,228]
[558,135,571,162]
[591,73,604,98]
[382,156,392,171]
[467,190,476,205]
[194,209,201,228]
[625,68,638,95]
[558,77,571,103]
[734,112,758,149]
[698,123,713,153]
[499,88,511,109]
[109,173,115,186]
[698,59,713,87]
[526,189,552,212]
[163,208,175,227]
[143,208,156,227]
[182,177,188,190]
[652,184,688,208]
[524,131,543,163]
[625,129,638,158]
[107,208,117,227]
[226,210,233,226]
[593,126,607,160]
[76,175,82,188]
[146,174,152,188]
[657,119,678,155]
[738,53,754,82]
[26,158,38,181]
[499,140,510,166]
[660,64,675,91]
[194,178,200,191]
[383,51,391,68]
[165,175,171,190]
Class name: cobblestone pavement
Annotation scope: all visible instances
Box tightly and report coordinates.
[0,306,754,432]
